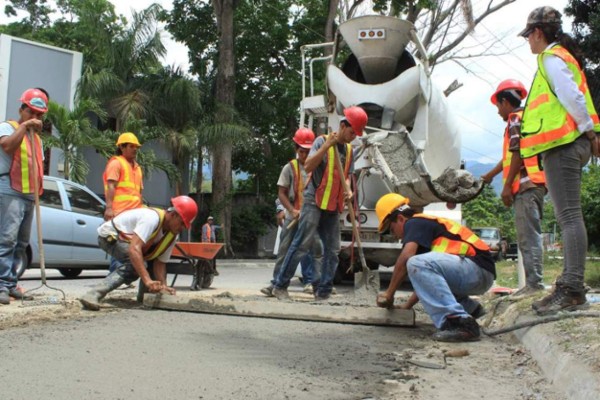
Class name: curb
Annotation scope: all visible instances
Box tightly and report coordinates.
[513,317,600,400]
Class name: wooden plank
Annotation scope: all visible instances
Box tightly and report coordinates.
[144,294,415,327]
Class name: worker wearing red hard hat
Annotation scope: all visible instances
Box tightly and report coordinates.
[0,88,49,305]
[261,127,323,297]
[79,195,198,311]
[271,106,367,300]
[483,79,546,298]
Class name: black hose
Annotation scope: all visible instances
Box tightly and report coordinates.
[483,311,600,336]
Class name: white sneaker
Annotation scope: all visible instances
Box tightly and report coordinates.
[303,284,313,294]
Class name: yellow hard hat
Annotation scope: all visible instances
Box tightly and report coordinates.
[375,193,410,233]
[116,132,141,147]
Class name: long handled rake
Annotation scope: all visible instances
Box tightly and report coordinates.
[21,128,66,306]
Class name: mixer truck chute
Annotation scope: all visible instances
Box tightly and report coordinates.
[299,16,483,276]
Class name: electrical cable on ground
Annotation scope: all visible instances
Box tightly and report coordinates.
[483,311,600,337]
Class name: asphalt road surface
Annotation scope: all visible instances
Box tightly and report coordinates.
[2,263,561,400]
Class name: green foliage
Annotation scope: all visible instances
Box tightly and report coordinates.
[229,202,273,254]
[582,164,600,248]
[462,185,516,241]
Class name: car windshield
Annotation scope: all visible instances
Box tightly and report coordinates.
[474,228,499,240]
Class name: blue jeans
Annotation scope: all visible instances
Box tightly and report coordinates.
[406,252,494,328]
[270,216,322,286]
[98,236,141,284]
[274,203,339,296]
[514,186,545,288]
[0,194,34,292]
[542,135,591,291]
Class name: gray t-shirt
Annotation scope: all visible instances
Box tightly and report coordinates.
[0,121,37,200]
[303,135,354,206]
[277,159,309,218]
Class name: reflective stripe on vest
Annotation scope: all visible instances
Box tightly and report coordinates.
[6,120,44,195]
[103,155,143,216]
[315,137,352,212]
[414,214,490,256]
[502,110,545,195]
[116,208,175,260]
[521,45,600,158]
[289,159,304,209]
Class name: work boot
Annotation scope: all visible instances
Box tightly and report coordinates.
[534,286,588,316]
[511,285,544,300]
[303,284,314,294]
[260,285,274,297]
[0,290,9,305]
[8,288,33,300]
[79,272,126,311]
[432,316,481,342]
[272,287,290,300]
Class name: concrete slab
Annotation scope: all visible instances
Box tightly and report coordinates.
[143,292,415,327]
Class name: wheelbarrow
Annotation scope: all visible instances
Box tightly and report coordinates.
[137,242,223,302]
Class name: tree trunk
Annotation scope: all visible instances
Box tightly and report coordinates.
[324,0,339,55]
[212,0,236,257]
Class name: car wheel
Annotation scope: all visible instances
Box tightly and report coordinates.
[58,268,83,278]
[15,247,31,279]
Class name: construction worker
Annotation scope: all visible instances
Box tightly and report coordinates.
[271,106,368,300]
[79,196,198,311]
[0,88,49,305]
[482,79,546,296]
[519,6,599,315]
[103,132,143,221]
[201,216,216,243]
[375,193,495,342]
[261,128,322,297]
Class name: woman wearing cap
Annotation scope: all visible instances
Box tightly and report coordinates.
[519,6,599,315]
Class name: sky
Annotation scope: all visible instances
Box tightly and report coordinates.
[2,0,573,165]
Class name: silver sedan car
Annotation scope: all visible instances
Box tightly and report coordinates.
[16,176,109,278]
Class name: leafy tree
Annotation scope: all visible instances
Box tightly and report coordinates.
[44,99,109,183]
[462,185,515,241]
[581,164,600,248]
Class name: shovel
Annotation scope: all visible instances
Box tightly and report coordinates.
[21,128,66,306]
[333,145,379,296]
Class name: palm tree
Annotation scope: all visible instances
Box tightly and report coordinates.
[44,99,110,183]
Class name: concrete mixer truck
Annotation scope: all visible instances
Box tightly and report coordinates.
[298,15,482,281]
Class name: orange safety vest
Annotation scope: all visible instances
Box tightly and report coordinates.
[5,120,43,195]
[502,110,545,195]
[103,155,143,216]
[116,208,176,261]
[289,159,305,209]
[520,45,600,157]
[314,136,352,212]
[202,223,213,243]
[414,214,490,257]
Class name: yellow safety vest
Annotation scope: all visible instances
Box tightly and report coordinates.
[4,120,44,195]
[502,110,545,195]
[314,135,352,212]
[289,159,304,209]
[520,45,600,158]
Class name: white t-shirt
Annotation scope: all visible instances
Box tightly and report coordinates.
[98,208,177,262]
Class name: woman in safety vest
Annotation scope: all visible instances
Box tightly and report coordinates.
[374,193,495,343]
[519,6,599,315]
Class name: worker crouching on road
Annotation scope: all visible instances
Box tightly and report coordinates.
[375,194,495,342]
[79,196,198,311]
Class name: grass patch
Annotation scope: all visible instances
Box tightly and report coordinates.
[495,254,600,289]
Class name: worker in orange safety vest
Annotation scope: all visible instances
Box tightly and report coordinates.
[0,88,49,305]
[374,193,496,343]
[103,132,144,277]
[482,79,546,296]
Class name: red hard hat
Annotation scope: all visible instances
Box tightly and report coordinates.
[20,88,49,113]
[490,79,528,105]
[171,196,198,229]
[343,106,368,136]
[293,128,315,149]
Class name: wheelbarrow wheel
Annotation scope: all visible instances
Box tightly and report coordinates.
[199,260,214,288]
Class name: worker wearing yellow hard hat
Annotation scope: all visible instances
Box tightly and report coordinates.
[375,193,496,343]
